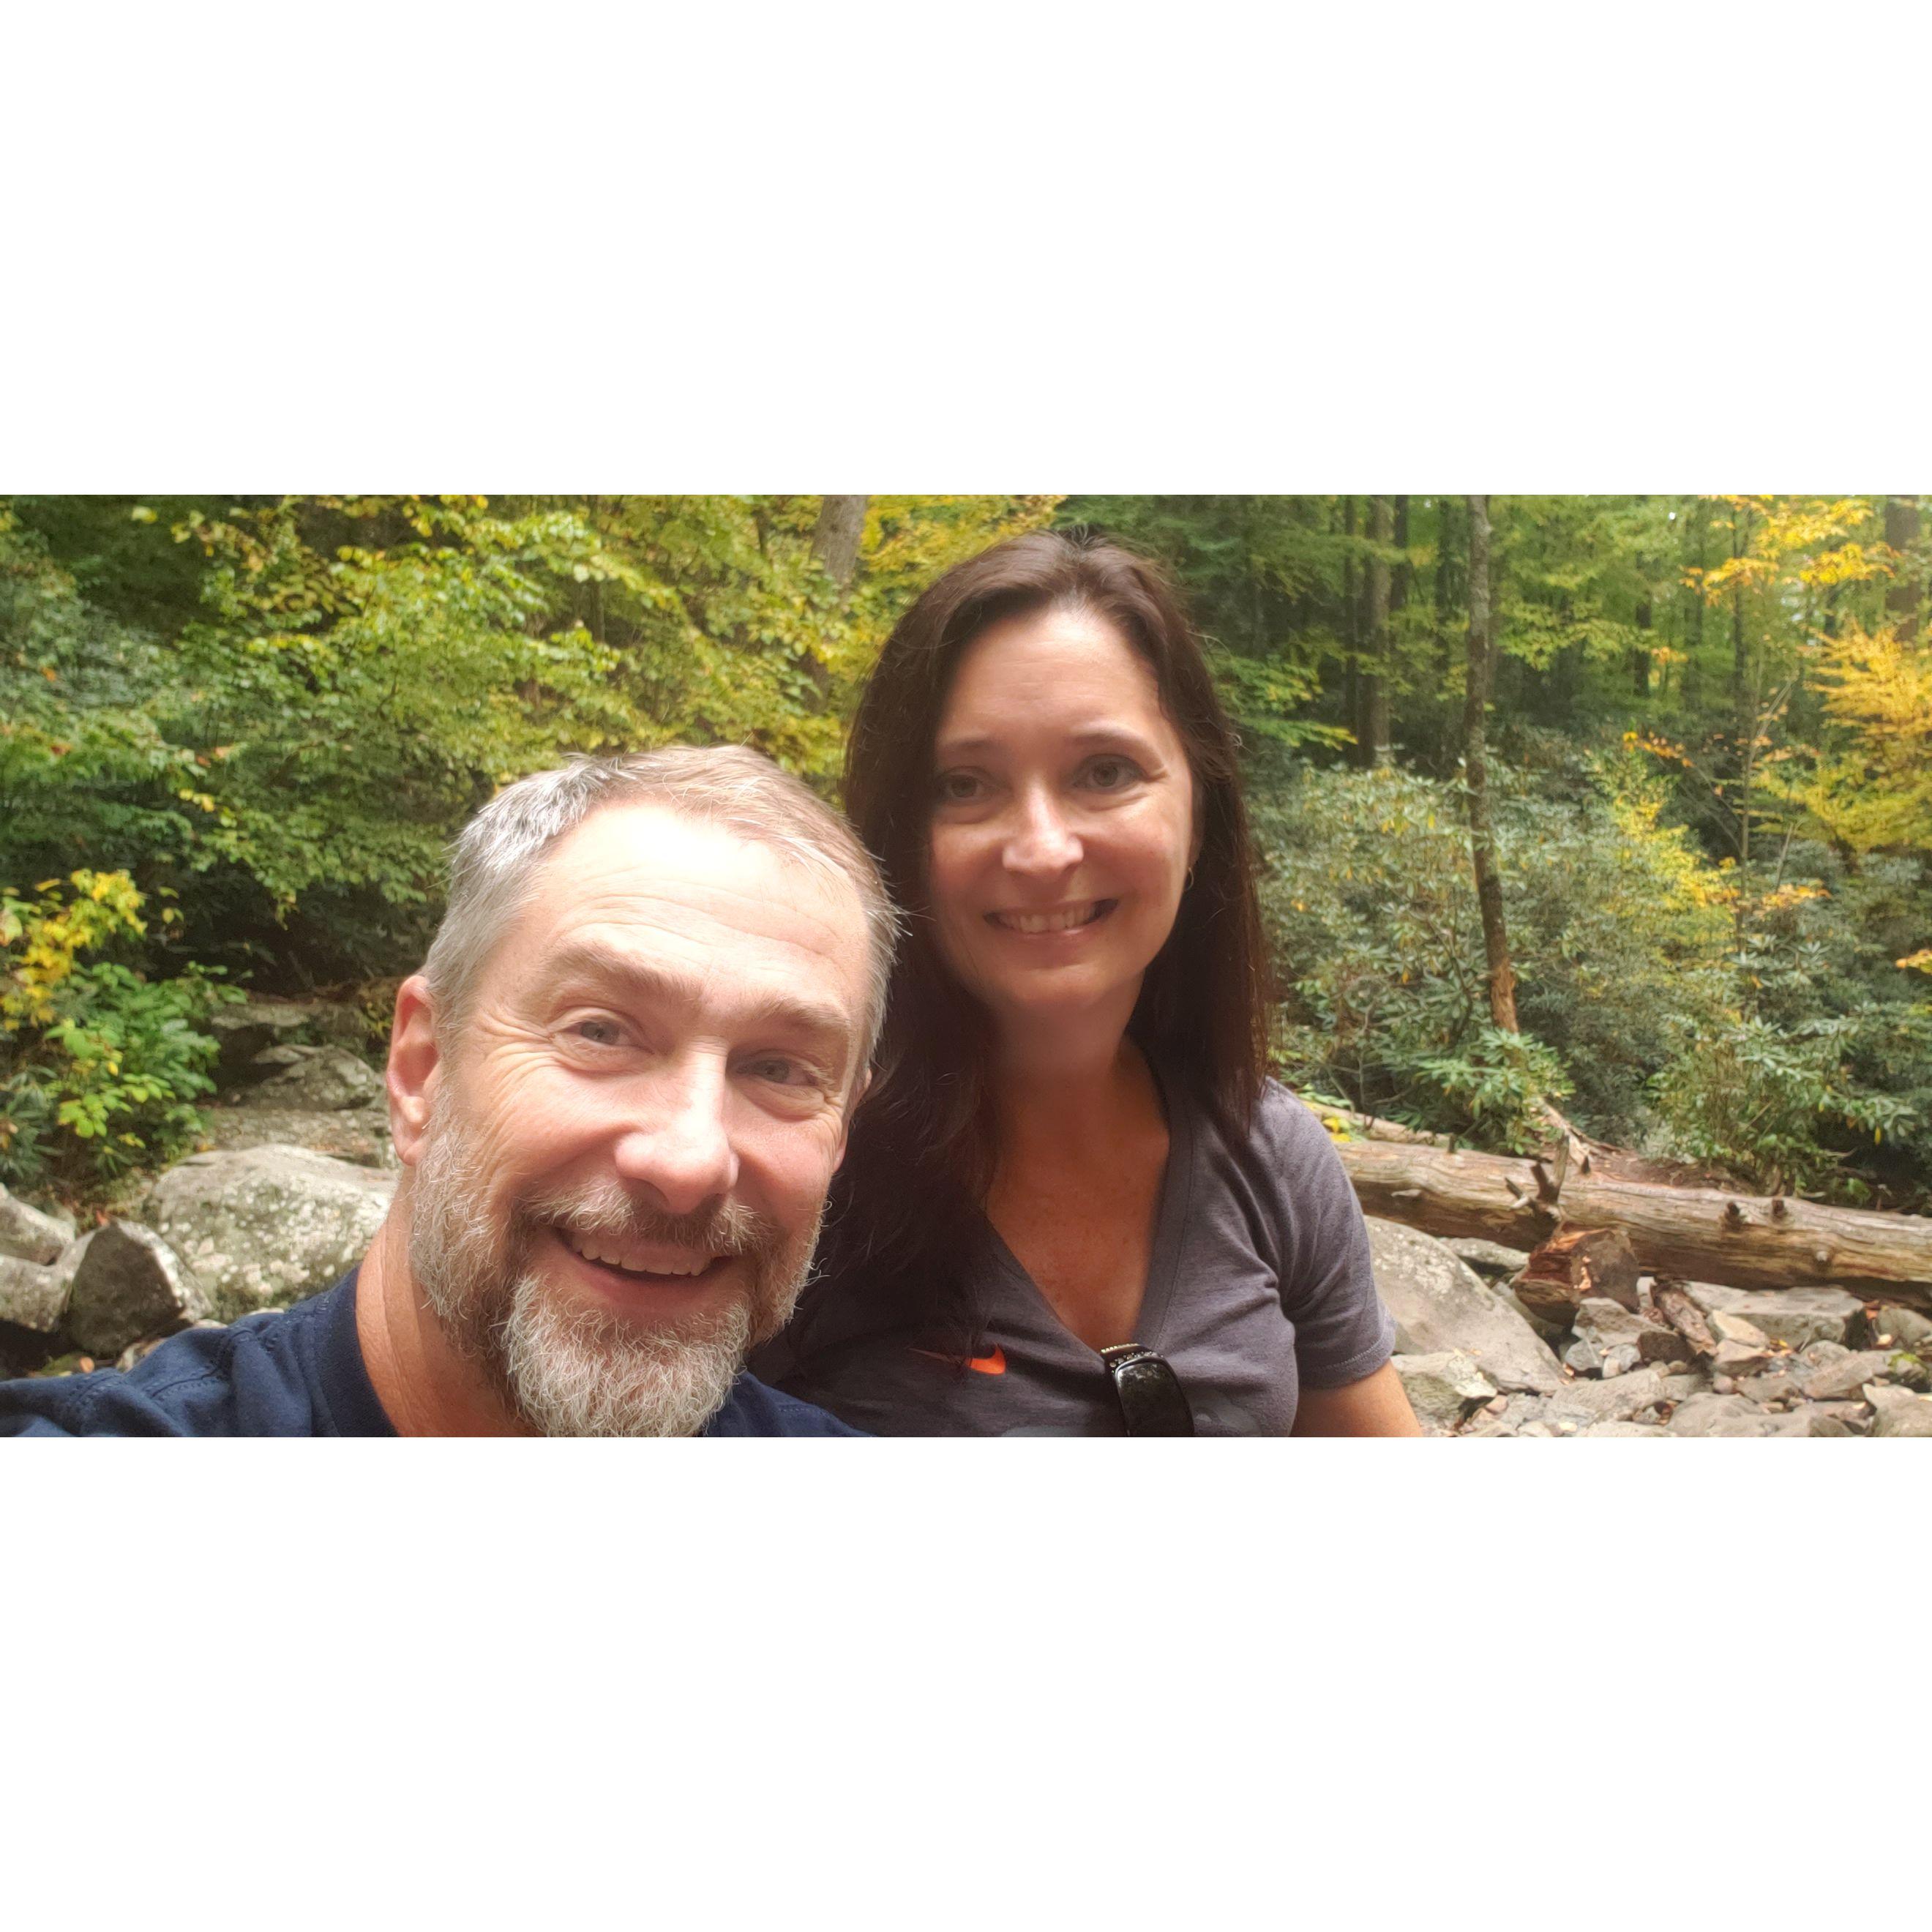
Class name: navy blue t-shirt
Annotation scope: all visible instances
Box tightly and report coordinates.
[0,1269,861,1438]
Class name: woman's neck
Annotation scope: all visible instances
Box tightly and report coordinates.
[988,1025,1158,1157]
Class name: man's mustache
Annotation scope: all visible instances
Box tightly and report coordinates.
[511,1177,774,1258]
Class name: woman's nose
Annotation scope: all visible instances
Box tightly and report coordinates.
[1003,787,1082,875]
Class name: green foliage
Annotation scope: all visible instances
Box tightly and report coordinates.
[1415,1026,1573,1155]
[1650,1010,1922,1200]
[0,872,231,1191]
[6,489,1928,1210]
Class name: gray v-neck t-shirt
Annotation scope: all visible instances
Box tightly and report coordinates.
[765,1078,1396,1436]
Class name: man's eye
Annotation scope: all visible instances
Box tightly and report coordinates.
[1084,756,1144,790]
[745,1056,820,1090]
[568,1018,625,1047]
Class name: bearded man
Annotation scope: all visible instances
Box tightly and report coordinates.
[1,747,895,1437]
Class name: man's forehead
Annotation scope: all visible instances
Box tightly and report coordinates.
[505,801,868,1011]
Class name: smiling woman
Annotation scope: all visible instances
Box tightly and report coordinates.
[760,531,1420,1437]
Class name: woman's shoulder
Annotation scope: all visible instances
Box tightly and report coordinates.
[1183,1069,1349,1171]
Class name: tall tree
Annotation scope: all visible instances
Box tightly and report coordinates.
[811,495,869,590]
[1885,494,1921,641]
[1461,494,1519,1032]
[1360,495,1394,766]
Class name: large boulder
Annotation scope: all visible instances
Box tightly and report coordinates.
[1392,1349,1497,1434]
[139,1145,396,1320]
[0,1182,74,1265]
[209,995,329,1080]
[1680,1281,1864,1351]
[1665,1392,1783,1438]
[0,1240,86,1333]
[65,1222,212,1359]
[1365,1218,1566,1394]
[233,1044,384,1112]
[1865,1385,1932,1438]
[201,1102,397,1170]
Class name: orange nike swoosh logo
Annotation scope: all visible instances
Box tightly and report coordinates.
[909,1344,1008,1375]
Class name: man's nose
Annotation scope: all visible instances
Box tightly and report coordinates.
[1003,785,1082,875]
[611,1060,739,1216]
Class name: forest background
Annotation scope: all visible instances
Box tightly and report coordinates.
[3,491,1928,1218]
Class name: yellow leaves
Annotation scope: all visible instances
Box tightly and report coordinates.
[1898,950,1932,976]
[129,505,157,524]
[1,872,148,1031]
[175,789,218,813]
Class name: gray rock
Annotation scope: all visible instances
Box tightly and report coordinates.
[1546,1364,1676,1426]
[139,1144,395,1320]
[1770,1401,1871,1439]
[209,996,334,1079]
[1391,1349,1498,1434]
[1574,1298,1647,1351]
[1871,1306,1932,1354]
[1666,1393,1783,1439]
[1366,1218,1567,1395]
[1563,1335,1603,1377]
[65,1221,212,1359]
[1601,1344,1641,1379]
[1709,1311,1773,1350]
[234,1044,383,1113]
[200,1101,397,1170]
[1797,1349,1900,1403]
[1865,1385,1932,1438]
[1637,1326,1695,1366]
[0,1246,78,1333]
[1740,1368,1802,1407]
[1442,1238,1531,1278]
[0,1182,75,1265]
[1712,1338,1773,1377]
[1581,1420,1670,1437]
[1681,1282,1865,1351]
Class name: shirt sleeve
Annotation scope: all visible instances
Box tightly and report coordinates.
[1255,1086,1396,1388]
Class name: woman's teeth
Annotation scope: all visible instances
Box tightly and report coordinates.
[990,902,1110,934]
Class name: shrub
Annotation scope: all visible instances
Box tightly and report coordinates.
[0,872,230,1192]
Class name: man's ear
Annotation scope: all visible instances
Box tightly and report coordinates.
[388,974,441,1169]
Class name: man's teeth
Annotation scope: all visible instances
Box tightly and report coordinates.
[561,1230,712,1277]
[994,902,1106,934]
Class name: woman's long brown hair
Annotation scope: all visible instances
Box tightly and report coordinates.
[794,529,1271,1357]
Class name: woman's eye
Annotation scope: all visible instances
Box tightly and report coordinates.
[1084,756,1143,790]
[934,770,986,805]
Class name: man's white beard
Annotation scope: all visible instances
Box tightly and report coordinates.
[407,1093,818,1437]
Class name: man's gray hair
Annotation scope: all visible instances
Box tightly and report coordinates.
[421,745,899,1073]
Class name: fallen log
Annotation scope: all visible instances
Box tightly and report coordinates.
[1333,1138,1932,1309]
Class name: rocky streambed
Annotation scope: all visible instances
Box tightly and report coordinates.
[4,997,1931,1434]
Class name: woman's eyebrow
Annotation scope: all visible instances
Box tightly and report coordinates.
[935,724,1161,757]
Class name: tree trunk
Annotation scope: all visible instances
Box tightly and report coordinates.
[1885,495,1920,641]
[811,495,868,588]
[1461,494,1519,1033]
[1361,495,1393,766]
[1330,1137,1932,1308]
